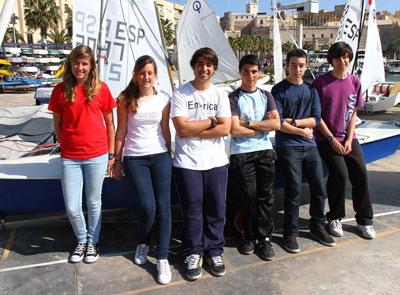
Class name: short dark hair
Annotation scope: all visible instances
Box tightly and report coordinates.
[286,48,308,65]
[239,54,260,72]
[327,42,354,63]
[190,47,218,70]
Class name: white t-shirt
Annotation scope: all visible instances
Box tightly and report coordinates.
[170,82,231,170]
[123,91,170,157]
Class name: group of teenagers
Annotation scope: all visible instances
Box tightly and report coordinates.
[48,41,375,285]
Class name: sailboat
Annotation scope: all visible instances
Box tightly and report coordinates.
[0,0,175,216]
[336,0,400,113]
[334,0,400,159]
[357,0,400,113]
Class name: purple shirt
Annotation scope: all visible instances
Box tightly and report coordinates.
[313,72,363,142]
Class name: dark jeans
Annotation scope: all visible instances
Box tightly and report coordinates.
[173,165,228,257]
[123,152,172,259]
[230,149,275,241]
[276,146,327,234]
[317,139,373,225]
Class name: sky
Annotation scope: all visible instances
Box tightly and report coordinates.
[170,0,399,16]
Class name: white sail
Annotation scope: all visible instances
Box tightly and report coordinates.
[73,0,173,97]
[360,0,385,93]
[176,0,240,85]
[273,8,283,83]
[0,0,16,44]
[336,0,365,72]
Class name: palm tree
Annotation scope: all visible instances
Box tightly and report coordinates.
[160,18,175,48]
[24,0,60,43]
[282,41,294,55]
[3,27,25,43]
[65,5,72,38]
[48,29,71,44]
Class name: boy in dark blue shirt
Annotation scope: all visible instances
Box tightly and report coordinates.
[272,49,335,253]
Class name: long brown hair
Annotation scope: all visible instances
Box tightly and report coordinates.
[120,55,158,113]
[62,45,100,103]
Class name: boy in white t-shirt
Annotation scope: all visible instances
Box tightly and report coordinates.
[171,47,232,280]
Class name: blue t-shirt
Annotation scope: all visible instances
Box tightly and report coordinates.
[229,87,276,155]
[271,80,321,147]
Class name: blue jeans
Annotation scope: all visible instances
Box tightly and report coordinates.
[123,152,172,260]
[61,153,108,245]
[276,146,326,234]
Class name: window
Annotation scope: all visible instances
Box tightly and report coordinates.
[330,33,333,38]
[322,34,324,38]
[312,34,315,38]
[303,34,306,38]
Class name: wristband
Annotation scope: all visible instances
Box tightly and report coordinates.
[209,117,217,129]
[244,120,251,128]
[108,153,115,160]
[327,135,334,142]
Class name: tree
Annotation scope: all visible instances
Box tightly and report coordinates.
[282,41,293,55]
[24,0,60,43]
[160,18,175,48]
[65,5,72,38]
[302,42,315,51]
[386,39,400,59]
[320,43,331,50]
[48,29,71,44]
[3,27,25,43]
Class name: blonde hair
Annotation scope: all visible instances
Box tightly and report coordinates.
[120,55,157,113]
[62,45,100,103]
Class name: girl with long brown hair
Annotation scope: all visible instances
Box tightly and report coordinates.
[48,45,116,264]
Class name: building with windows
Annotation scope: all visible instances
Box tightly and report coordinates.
[220,0,400,51]
[0,0,72,44]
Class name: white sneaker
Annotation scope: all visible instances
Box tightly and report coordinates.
[156,259,172,284]
[357,224,376,239]
[328,219,344,237]
[134,244,149,265]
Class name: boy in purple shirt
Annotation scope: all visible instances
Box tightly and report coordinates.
[313,42,375,239]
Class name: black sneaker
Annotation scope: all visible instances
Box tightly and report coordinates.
[69,242,86,263]
[84,243,99,263]
[207,256,226,277]
[239,238,254,255]
[258,238,275,261]
[310,227,336,247]
[283,233,300,254]
[184,254,203,280]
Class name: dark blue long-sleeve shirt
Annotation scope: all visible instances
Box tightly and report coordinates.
[271,79,321,147]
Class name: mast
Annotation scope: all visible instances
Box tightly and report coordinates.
[97,0,107,80]
[351,0,366,74]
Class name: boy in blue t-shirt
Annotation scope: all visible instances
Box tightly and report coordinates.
[229,54,280,260]
[271,49,335,253]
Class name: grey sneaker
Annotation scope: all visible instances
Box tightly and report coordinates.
[207,255,226,277]
[357,224,376,239]
[69,242,86,263]
[134,244,149,265]
[184,254,203,281]
[328,219,344,237]
[84,243,99,263]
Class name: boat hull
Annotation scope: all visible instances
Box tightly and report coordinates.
[1,129,399,215]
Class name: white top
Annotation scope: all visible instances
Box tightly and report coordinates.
[123,91,170,157]
[170,82,231,170]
